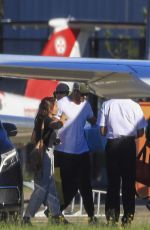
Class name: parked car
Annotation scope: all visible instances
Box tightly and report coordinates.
[0,121,23,221]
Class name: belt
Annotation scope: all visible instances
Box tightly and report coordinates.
[119,135,135,139]
[108,136,135,141]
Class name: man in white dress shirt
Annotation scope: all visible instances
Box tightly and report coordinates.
[97,99,146,227]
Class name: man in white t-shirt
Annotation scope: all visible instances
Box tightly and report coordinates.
[54,83,97,224]
[97,99,146,227]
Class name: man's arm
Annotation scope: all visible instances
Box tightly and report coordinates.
[137,128,144,138]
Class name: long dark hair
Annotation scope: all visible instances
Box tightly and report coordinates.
[31,97,56,144]
[35,97,55,124]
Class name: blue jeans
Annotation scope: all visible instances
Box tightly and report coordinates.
[24,148,61,217]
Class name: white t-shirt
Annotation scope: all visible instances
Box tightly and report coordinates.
[55,96,93,154]
[97,99,146,139]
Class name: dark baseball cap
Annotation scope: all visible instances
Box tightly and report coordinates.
[73,82,89,94]
[55,83,69,93]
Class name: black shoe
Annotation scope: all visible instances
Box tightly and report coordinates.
[146,201,150,211]
[121,222,131,228]
[121,214,133,228]
[106,220,119,227]
[106,209,119,223]
[88,216,98,225]
[44,208,50,218]
[22,216,32,226]
[50,214,69,225]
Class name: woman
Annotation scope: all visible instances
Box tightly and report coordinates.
[23,97,68,225]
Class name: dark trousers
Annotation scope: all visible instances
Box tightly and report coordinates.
[54,151,94,217]
[105,137,136,222]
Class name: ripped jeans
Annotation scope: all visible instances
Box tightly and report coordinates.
[24,148,61,218]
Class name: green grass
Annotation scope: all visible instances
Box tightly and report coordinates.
[0,220,150,230]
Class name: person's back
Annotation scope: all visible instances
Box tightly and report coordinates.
[54,84,97,224]
[98,99,145,139]
[55,96,92,153]
[97,98,146,227]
